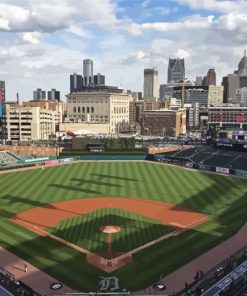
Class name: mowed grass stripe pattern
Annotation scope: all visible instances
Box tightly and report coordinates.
[0,162,246,291]
[47,208,172,252]
[0,162,244,214]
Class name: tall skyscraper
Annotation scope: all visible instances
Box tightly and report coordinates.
[33,88,46,100]
[238,50,247,88]
[0,81,6,143]
[228,74,240,101]
[206,68,216,85]
[201,76,207,86]
[0,81,7,144]
[48,89,60,101]
[195,76,203,86]
[93,73,105,85]
[0,81,5,118]
[70,73,83,92]
[144,68,158,101]
[159,84,167,100]
[221,76,228,103]
[221,74,240,103]
[83,59,93,85]
[167,58,185,83]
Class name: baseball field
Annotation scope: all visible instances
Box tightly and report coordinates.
[0,161,247,292]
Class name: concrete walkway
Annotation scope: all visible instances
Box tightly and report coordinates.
[0,246,75,296]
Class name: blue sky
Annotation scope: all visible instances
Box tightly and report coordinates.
[0,0,247,100]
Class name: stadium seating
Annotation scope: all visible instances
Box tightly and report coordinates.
[203,154,234,167]
[0,151,34,166]
[191,152,212,164]
[0,152,18,165]
[157,146,247,172]
[173,148,197,158]
[230,156,247,171]
[8,151,34,161]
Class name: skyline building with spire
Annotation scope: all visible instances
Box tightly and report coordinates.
[238,49,247,88]
[206,68,216,86]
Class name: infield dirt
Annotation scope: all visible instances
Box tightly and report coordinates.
[11,197,208,230]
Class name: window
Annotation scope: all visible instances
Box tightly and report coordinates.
[73,107,76,113]
[78,107,81,113]
[91,107,94,113]
[82,107,85,113]
[87,107,90,113]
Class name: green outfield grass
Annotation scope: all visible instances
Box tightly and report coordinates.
[47,208,172,253]
[0,161,246,292]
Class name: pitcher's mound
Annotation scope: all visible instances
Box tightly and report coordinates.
[100,225,121,234]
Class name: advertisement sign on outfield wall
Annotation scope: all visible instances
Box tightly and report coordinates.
[235,169,247,177]
[216,167,229,175]
[24,157,49,163]
[59,158,74,163]
[45,160,59,166]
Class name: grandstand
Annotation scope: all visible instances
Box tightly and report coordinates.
[0,152,17,165]
[152,146,247,172]
[0,151,35,166]
[7,151,35,161]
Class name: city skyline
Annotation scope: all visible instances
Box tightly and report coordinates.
[0,0,247,100]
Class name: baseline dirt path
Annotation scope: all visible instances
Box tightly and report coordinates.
[0,246,75,295]
[12,197,208,230]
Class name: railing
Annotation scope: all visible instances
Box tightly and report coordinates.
[0,266,41,296]
[177,245,247,296]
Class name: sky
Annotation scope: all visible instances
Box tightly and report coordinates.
[0,0,247,101]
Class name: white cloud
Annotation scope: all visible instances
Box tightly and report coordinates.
[141,0,150,8]
[215,12,247,31]
[67,25,94,39]
[150,39,173,53]
[173,0,247,13]
[139,15,214,32]
[0,18,9,30]
[0,46,27,58]
[0,3,33,32]
[21,56,53,69]
[0,0,119,33]
[22,32,41,44]
[1,0,247,100]
[175,49,190,59]
[137,51,145,59]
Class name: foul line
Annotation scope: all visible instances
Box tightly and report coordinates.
[188,233,200,239]
[11,215,208,273]
[16,231,33,240]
